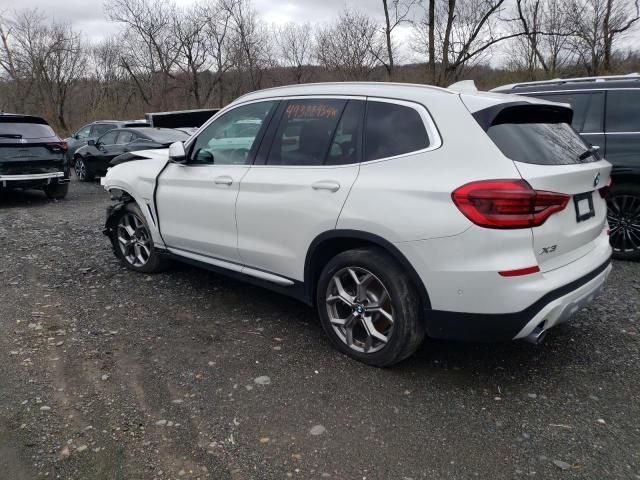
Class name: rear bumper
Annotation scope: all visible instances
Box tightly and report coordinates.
[427,257,612,341]
[0,172,68,187]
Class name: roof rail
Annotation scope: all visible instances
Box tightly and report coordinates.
[495,73,640,91]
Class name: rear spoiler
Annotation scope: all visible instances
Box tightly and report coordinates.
[0,114,48,125]
[472,101,573,131]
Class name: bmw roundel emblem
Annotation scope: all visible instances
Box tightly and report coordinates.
[593,172,600,188]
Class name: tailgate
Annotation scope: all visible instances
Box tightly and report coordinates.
[480,102,613,272]
[514,160,611,271]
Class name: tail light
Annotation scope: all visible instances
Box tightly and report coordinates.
[598,178,612,199]
[46,142,68,153]
[452,180,570,229]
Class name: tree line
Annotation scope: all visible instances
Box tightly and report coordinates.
[0,0,638,134]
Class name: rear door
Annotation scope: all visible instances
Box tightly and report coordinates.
[236,98,364,280]
[485,105,611,271]
[604,89,640,170]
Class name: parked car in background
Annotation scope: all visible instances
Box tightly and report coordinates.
[73,127,189,181]
[102,82,612,366]
[0,113,70,199]
[64,120,149,161]
[492,74,640,260]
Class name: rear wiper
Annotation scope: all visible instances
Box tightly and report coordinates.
[0,134,22,139]
[578,145,600,161]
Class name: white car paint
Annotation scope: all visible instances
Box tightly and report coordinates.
[103,82,612,344]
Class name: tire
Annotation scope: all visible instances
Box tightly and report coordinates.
[607,183,640,261]
[316,247,425,367]
[110,203,171,273]
[74,157,93,182]
[43,182,69,199]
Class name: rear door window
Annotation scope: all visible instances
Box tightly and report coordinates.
[534,92,604,133]
[116,131,136,144]
[606,90,640,132]
[485,106,598,165]
[266,99,346,166]
[99,131,119,145]
[364,101,430,161]
[91,124,116,137]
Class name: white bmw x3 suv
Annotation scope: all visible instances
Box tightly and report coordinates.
[102,82,612,366]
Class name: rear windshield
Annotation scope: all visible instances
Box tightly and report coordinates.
[483,105,599,165]
[0,122,56,140]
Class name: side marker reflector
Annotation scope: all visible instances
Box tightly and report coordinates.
[498,266,540,277]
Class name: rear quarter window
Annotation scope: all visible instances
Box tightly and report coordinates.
[364,101,430,161]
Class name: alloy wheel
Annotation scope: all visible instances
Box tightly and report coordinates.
[117,212,152,267]
[325,267,394,354]
[608,194,640,253]
[74,159,86,180]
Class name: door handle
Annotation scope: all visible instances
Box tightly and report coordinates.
[312,180,340,192]
[214,175,233,186]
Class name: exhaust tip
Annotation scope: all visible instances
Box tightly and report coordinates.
[523,323,548,345]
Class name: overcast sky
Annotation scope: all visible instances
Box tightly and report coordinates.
[1,0,638,66]
[1,0,418,55]
[1,0,395,39]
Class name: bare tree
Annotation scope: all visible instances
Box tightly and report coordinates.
[274,22,313,84]
[380,0,417,79]
[223,0,272,92]
[569,0,640,74]
[174,4,212,107]
[512,0,575,78]
[0,9,85,129]
[202,1,235,106]
[315,9,385,80]
[105,0,181,108]
[414,0,522,85]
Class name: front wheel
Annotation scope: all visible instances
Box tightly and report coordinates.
[74,157,93,182]
[316,247,425,367]
[607,183,640,261]
[111,203,170,273]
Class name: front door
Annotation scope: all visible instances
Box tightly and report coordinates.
[236,98,365,281]
[155,100,278,263]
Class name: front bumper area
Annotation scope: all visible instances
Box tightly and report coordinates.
[428,257,612,342]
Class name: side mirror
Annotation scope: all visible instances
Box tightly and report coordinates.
[169,141,187,163]
[87,139,96,146]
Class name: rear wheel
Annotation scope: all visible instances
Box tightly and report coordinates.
[607,183,640,261]
[43,182,68,199]
[111,203,170,273]
[74,157,93,182]
[316,247,425,367]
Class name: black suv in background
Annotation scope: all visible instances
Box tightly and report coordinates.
[0,114,69,199]
[493,74,640,260]
[64,120,149,161]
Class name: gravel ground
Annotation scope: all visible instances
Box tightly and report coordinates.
[0,179,639,480]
